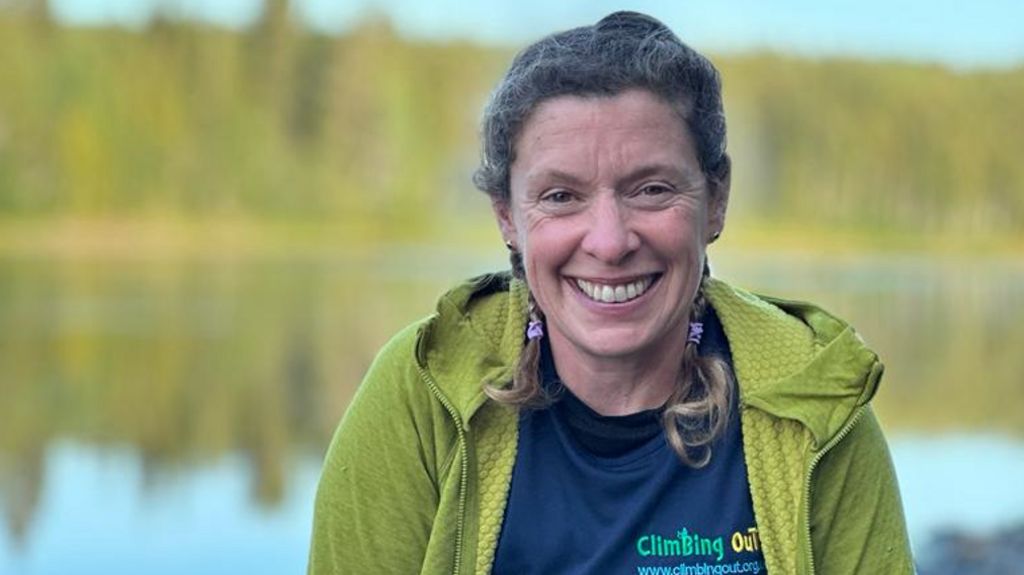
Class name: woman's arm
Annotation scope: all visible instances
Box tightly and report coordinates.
[308,323,452,574]
[810,407,916,574]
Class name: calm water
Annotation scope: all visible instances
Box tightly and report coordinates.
[1,248,1022,573]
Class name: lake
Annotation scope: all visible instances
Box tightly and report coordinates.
[1,247,1021,573]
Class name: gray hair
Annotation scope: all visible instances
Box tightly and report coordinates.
[473,11,731,204]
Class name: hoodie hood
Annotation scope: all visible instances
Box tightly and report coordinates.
[705,278,883,450]
[416,273,529,428]
[416,272,882,448]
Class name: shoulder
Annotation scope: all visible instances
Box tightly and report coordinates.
[316,312,458,505]
[358,272,523,400]
[365,318,430,384]
[332,318,436,447]
[329,271,527,438]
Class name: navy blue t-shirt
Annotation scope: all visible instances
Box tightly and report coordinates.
[492,308,767,574]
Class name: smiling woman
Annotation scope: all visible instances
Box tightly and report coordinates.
[489,90,732,463]
[308,11,915,575]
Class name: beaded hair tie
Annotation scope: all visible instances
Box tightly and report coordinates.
[687,322,704,345]
[526,320,544,340]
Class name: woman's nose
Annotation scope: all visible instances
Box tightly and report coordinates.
[580,194,640,264]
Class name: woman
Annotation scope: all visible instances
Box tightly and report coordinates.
[309,11,914,574]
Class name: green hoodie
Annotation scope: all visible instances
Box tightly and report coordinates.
[309,273,914,575]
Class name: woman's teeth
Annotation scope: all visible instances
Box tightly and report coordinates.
[575,277,653,303]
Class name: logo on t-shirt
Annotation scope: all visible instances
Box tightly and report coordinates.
[633,525,765,574]
[636,527,726,561]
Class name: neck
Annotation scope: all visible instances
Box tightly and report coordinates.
[548,332,687,416]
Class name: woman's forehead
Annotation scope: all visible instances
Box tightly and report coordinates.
[511,90,700,182]
[523,89,682,129]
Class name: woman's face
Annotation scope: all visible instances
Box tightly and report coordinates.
[494,89,728,364]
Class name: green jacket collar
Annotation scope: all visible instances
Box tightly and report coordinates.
[416,272,881,448]
[416,273,529,429]
[705,278,883,450]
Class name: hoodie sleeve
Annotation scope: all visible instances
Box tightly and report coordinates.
[307,322,454,575]
[809,407,916,574]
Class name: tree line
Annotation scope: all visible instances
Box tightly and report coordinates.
[0,3,1021,239]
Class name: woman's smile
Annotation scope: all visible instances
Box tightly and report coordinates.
[571,274,660,304]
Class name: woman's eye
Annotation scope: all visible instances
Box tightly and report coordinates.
[638,184,671,196]
[541,190,574,204]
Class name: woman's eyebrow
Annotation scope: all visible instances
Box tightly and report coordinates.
[526,164,703,188]
[526,168,588,187]
[616,163,703,187]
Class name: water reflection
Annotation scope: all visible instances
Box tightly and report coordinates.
[0,253,452,557]
[0,250,1022,571]
[890,434,1024,548]
[0,442,321,575]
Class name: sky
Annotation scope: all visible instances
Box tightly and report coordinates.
[43,0,1024,70]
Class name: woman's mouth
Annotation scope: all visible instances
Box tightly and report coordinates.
[573,275,660,304]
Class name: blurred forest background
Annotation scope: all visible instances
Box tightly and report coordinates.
[2,0,1023,249]
[1,1,1022,573]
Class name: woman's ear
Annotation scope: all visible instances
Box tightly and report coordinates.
[707,172,730,243]
[491,198,518,249]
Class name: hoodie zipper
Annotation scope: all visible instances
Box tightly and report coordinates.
[417,363,469,575]
[802,405,866,575]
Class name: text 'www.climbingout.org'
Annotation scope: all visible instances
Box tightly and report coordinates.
[635,560,764,575]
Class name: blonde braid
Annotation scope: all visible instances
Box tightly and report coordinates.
[484,249,551,407]
[661,275,734,467]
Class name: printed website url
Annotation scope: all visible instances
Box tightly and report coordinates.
[637,560,764,575]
